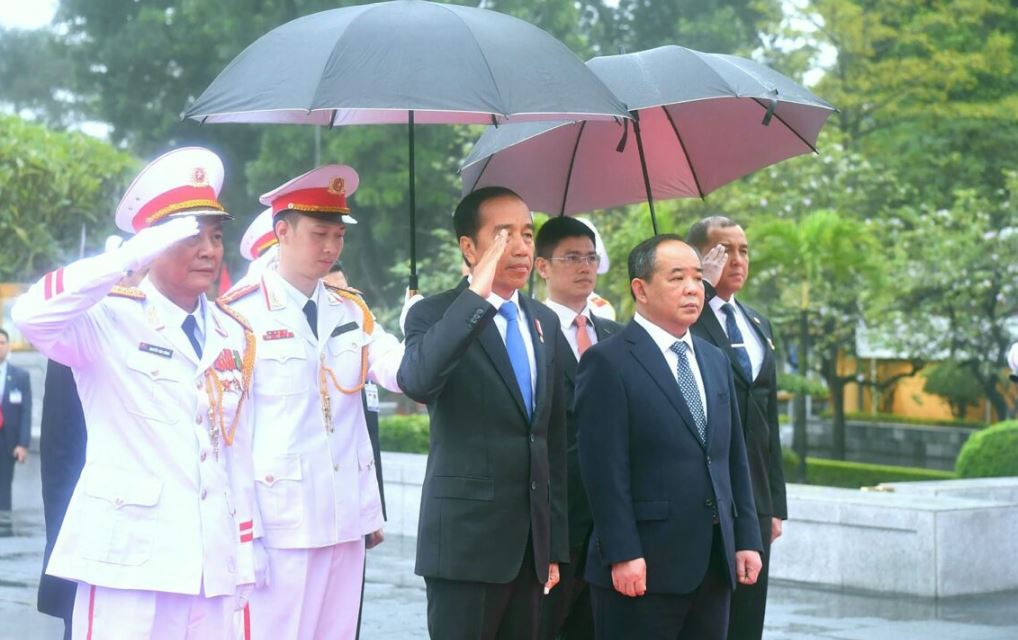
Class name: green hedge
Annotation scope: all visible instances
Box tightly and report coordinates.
[782,449,955,487]
[379,414,430,453]
[955,420,1018,478]
[820,410,985,429]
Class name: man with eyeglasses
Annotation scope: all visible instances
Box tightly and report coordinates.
[534,216,621,640]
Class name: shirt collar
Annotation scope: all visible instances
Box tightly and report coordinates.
[634,312,694,355]
[141,277,206,332]
[544,299,591,329]
[709,293,737,315]
[272,269,323,309]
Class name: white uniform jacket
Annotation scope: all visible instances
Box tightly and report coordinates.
[11,252,260,597]
[222,268,403,549]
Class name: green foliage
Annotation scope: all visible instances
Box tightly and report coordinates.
[955,420,1018,478]
[0,115,134,280]
[922,362,986,420]
[801,457,955,488]
[822,411,985,430]
[379,413,430,454]
[778,373,828,397]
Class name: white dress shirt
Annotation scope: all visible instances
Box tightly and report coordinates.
[277,274,325,338]
[634,313,707,420]
[479,284,537,399]
[142,279,207,357]
[708,294,764,380]
[544,299,597,361]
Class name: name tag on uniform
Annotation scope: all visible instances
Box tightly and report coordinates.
[9,389,22,405]
[263,329,294,341]
[331,321,359,338]
[139,342,173,359]
[364,382,380,413]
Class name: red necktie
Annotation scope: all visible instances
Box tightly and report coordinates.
[574,314,592,358]
[0,404,5,432]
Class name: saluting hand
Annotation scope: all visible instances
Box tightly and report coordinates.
[121,215,201,271]
[611,557,647,597]
[701,243,728,287]
[544,562,560,595]
[468,229,509,299]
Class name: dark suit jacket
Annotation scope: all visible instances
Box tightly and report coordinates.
[362,387,386,520]
[1,362,32,452]
[577,321,762,594]
[398,278,568,584]
[691,291,788,520]
[559,313,622,552]
[37,360,86,620]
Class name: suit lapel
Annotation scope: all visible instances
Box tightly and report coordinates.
[478,319,530,422]
[738,300,775,378]
[319,287,353,354]
[262,272,317,349]
[144,300,200,367]
[692,337,721,450]
[520,296,546,421]
[198,299,228,374]
[699,305,751,387]
[626,324,706,450]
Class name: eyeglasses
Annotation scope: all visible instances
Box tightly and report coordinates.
[548,254,601,267]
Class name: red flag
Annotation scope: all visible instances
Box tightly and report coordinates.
[218,264,233,294]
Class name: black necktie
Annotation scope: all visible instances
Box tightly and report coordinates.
[303,300,319,339]
[722,303,753,381]
[182,314,203,358]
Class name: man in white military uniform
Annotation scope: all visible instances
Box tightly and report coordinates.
[223,165,404,640]
[12,147,260,639]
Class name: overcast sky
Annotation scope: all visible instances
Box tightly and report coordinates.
[0,0,57,29]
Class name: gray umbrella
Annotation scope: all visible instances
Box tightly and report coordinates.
[461,45,836,233]
[183,0,630,288]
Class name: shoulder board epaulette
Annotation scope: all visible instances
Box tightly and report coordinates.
[215,297,254,333]
[108,286,146,300]
[324,284,375,334]
[218,283,260,305]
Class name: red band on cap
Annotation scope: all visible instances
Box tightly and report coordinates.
[271,187,348,215]
[132,184,223,231]
[251,232,278,259]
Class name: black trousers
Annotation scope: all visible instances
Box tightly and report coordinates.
[727,515,772,640]
[425,538,542,640]
[538,544,593,640]
[0,444,15,512]
[590,526,731,640]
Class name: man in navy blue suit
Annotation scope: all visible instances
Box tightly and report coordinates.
[576,235,763,640]
[0,328,32,520]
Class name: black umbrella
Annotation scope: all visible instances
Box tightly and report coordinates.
[184,0,630,290]
[461,45,835,234]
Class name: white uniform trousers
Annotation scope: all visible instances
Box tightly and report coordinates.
[247,538,366,640]
[71,582,233,639]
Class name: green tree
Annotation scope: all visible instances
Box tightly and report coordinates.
[0,115,135,280]
[923,362,985,420]
[750,210,886,462]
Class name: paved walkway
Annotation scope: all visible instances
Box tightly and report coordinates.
[3,455,1016,639]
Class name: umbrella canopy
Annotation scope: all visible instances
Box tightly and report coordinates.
[461,45,836,227]
[184,0,630,125]
[184,0,631,289]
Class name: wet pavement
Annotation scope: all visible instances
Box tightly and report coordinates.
[3,454,1016,639]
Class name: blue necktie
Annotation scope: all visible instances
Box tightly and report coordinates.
[303,300,319,339]
[670,341,706,443]
[721,303,753,381]
[182,314,203,358]
[498,301,533,420]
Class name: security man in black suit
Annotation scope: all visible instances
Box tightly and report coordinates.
[0,328,32,519]
[576,236,762,640]
[534,217,621,640]
[37,359,86,640]
[398,186,568,639]
[687,216,788,640]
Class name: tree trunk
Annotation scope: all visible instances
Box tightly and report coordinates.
[792,309,809,482]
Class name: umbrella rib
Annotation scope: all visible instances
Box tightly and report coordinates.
[751,98,818,154]
[467,153,495,194]
[661,106,706,199]
[559,120,587,216]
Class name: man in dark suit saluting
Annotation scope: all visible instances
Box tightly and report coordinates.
[398,186,568,639]
[576,235,762,640]
[534,216,621,640]
[688,216,788,640]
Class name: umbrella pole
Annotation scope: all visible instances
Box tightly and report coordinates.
[408,110,419,293]
[632,115,659,236]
